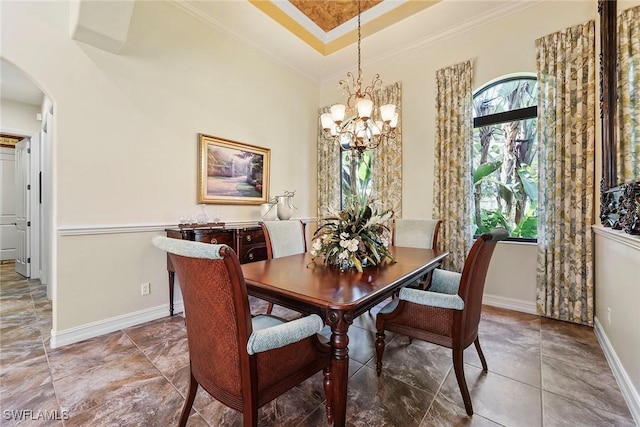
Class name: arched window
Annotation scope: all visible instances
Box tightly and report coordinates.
[472,75,538,240]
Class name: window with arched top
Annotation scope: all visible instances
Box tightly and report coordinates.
[472,75,538,241]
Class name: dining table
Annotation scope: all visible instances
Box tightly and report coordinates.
[240,246,448,427]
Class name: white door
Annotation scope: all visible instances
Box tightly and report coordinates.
[0,147,16,261]
[15,138,30,277]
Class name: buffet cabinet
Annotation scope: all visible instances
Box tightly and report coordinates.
[164,224,266,315]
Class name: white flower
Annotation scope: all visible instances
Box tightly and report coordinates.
[340,232,350,240]
[347,239,359,252]
[338,250,349,260]
[380,236,389,247]
[311,238,322,256]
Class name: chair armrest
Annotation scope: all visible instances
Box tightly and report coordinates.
[247,314,324,355]
[399,287,464,310]
[428,269,462,295]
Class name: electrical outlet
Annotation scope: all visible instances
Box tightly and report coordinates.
[141,283,150,296]
[607,307,611,325]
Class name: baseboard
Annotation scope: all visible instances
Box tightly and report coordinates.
[50,301,184,349]
[594,317,640,425]
[482,293,537,315]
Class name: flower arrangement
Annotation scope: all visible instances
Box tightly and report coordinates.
[310,196,395,273]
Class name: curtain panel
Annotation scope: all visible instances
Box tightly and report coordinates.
[535,20,596,326]
[432,60,474,273]
[317,105,341,219]
[371,82,403,217]
[618,5,640,183]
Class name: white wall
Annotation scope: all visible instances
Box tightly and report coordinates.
[0,0,319,341]
[0,99,41,135]
[594,229,640,421]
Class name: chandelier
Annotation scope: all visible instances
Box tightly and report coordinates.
[320,0,398,155]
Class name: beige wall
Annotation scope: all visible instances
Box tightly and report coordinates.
[1,0,319,336]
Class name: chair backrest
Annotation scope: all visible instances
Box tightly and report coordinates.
[392,219,442,250]
[456,228,509,343]
[151,236,253,405]
[260,220,307,259]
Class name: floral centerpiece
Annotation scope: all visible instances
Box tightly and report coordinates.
[310,195,395,273]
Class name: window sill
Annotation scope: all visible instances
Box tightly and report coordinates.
[592,224,640,251]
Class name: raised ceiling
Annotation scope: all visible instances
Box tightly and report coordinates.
[247,0,440,56]
[175,0,539,84]
[289,0,382,32]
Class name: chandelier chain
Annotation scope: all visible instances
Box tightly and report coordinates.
[319,0,397,154]
[357,0,361,79]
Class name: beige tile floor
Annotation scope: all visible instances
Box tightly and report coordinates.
[0,262,635,426]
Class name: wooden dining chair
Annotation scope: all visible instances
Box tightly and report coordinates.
[151,236,331,427]
[260,220,307,314]
[375,228,508,416]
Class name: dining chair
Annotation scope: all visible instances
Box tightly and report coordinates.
[375,227,509,416]
[151,236,331,427]
[260,220,307,314]
[392,218,442,289]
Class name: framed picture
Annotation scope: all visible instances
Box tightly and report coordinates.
[198,134,270,205]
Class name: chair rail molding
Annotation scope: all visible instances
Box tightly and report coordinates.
[592,224,640,251]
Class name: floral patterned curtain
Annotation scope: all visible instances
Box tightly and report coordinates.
[535,20,595,326]
[317,106,341,219]
[371,82,403,217]
[617,6,640,183]
[432,60,474,272]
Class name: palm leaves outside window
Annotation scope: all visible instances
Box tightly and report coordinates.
[472,76,538,239]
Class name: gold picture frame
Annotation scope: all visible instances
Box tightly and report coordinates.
[197,134,270,205]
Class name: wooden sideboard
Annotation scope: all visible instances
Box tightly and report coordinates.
[165,224,267,315]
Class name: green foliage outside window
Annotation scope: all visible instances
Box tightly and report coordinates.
[472,77,538,239]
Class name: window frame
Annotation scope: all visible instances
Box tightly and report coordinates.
[471,74,538,243]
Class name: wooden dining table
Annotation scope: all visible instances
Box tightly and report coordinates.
[240,246,448,427]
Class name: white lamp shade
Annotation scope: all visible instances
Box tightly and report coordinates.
[320,113,334,130]
[356,98,373,119]
[389,112,399,128]
[330,104,346,123]
[380,104,396,122]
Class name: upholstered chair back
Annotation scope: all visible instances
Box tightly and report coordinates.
[260,220,307,259]
[392,219,442,250]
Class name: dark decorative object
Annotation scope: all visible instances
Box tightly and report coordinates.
[600,178,619,227]
[601,180,640,235]
[619,182,640,235]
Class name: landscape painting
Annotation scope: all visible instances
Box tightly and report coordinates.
[197,134,270,205]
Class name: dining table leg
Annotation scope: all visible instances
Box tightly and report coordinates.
[326,309,353,427]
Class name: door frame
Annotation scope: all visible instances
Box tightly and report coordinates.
[1,126,40,280]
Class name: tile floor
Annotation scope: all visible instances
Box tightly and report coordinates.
[0,261,635,426]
